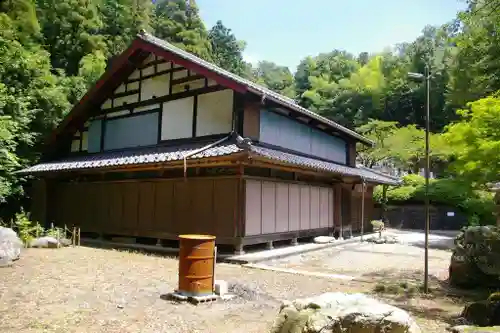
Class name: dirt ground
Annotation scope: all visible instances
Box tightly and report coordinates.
[0,241,474,333]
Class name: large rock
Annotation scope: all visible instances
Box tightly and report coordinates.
[449,226,500,288]
[460,293,500,327]
[366,235,399,244]
[449,325,500,333]
[29,236,71,248]
[270,292,421,333]
[0,227,22,266]
[313,236,335,244]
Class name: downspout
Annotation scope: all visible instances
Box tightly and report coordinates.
[360,177,366,242]
[182,133,234,180]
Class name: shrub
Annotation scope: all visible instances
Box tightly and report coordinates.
[13,211,43,245]
[371,220,385,238]
[374,175,495,226]
[45,225,65,239]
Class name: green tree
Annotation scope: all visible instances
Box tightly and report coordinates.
[355,119,398,168]
[252,61,295,98]
[447,0,500,107]
[78,50,107,86]
[36,0,106,76]
[444,93,500,185]
[208,20,247,76]
[0,6,71,216]
[152,0,212,60]
[100,0,153,56]
[356,119,449,173]
[0,0,40,43]
[302,56,385,127]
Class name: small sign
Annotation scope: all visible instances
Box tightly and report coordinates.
[447,212,455,217]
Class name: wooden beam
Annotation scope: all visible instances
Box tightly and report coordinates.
[96,84,226,115]
[126,67,185,84]
[135,39,247,93]
[171,74,205,86]
[138,58,167,69]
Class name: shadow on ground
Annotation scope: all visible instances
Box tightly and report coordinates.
[361,268,494,325]
[409,238,455,251]
[388,229,458,251]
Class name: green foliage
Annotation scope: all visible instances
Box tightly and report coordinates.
[252,61,295,98]
[356,119,450,173]
[78,50,107,85]
[447,0,500,106]
[99,0,153,56]
[371,220,385,230]
[13,211,43,244]
[374,175,495,225]
[45,225,65,239]
[152,0,212,60]
[208,20,248,77]
[36,0,106,75]
[371,220,385,238]
[373,280,420,296]
[0,0,499,227]
[444,93,500,185]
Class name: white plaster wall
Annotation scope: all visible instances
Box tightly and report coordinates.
[173,69,188,80]
[127,81,139,91]
[115,83,126,94]
[141,75,170,101]
[81,132,88,151]
[143,54,155,64]
[189,78,205,90]
[114,93,138,107]
[128,69,140,80]
[196,89,233,136]
[158,61,171,72]
[134,103,160,113]
[106,110,129,118]
[102,99,112,109]
[161,97,194,140]
[142,66,155,77]
[71,140,80,152]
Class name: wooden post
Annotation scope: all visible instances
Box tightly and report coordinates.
[382,185,388,223]
[72,226,76,246]
[361,179,366,242]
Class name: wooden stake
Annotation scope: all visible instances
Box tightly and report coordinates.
[72,227,76,246]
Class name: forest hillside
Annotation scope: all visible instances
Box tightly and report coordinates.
[1,0,499,224]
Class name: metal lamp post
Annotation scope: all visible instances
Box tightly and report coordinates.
[408,64,431,293]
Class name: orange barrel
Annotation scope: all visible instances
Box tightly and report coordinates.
[178,234,216,296]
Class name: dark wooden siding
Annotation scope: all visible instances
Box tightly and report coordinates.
[30,179,47,225]
[349,185,374,231]
[50,177,239,243]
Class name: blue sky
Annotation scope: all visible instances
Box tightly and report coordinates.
[197,0,466,72]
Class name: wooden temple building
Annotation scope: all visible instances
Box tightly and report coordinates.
[20,32,399,254]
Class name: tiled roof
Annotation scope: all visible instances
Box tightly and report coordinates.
[248,146,400,185]
[17,140,243,174]
[18,137,398,185]
[139,32,373,146]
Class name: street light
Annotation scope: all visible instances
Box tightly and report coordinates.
[408,64,431,293]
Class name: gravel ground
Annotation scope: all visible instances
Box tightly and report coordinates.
[0,244,464,333]
[266,241,451,281]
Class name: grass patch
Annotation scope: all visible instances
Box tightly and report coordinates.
[373,280,425,296]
